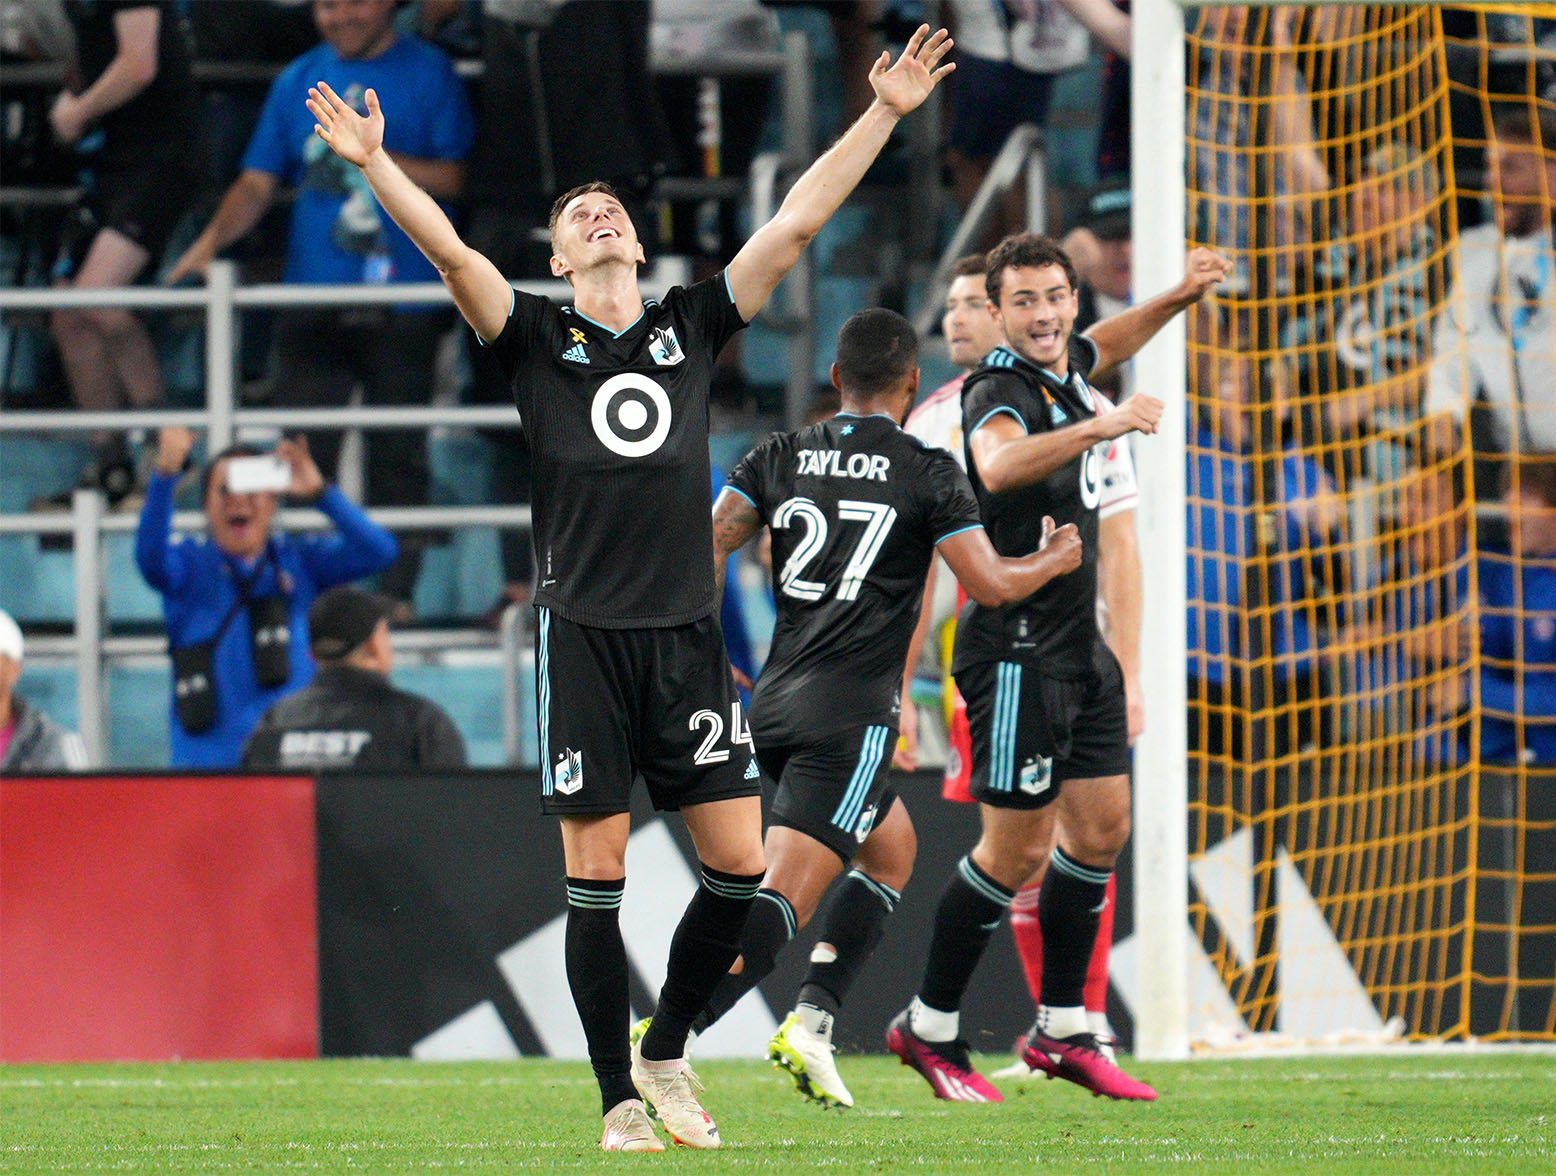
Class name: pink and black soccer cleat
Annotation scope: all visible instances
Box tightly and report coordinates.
[885,1010,1003,1103]
[1019,1029,1158,1101]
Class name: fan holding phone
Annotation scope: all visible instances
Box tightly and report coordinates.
[134,426,400,768]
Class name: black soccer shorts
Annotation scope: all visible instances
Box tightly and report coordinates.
[957,646,1131,811]
[759,724,899,862]
[535,608,762,814]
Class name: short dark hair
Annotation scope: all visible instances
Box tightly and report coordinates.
[202,443,264,499]
[949,253,987,280]
[548,181,624,246]
[1503,457,1556,507]
[985,233,1078,304]
[1490,103,1556,152]
[834,308,919,398]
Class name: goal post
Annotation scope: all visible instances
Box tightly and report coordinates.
[1128,1,1556,1057]
[1131,0,1192,1062]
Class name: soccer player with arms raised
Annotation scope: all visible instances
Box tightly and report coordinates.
[888,234,1230,1102]
[690,308,1081,1108]
[305,26,953,1152]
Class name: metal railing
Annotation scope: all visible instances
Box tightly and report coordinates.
[912,124,1048,336]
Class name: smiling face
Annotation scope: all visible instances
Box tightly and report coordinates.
[549,190,645,283]
[205,457,278,560]
[993,263,1079,373]
[942,274,1003,369]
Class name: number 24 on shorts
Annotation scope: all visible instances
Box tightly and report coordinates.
[690,702,754,765]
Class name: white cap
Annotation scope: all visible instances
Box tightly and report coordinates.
[0,608,22,663]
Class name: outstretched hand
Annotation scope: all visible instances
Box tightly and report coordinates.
[869,25,955,118]
[1177,247,1235,303]
[307,82,384,168]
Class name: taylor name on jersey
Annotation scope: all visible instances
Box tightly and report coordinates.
[796,449,892,481]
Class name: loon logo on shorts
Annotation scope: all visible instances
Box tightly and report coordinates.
[854,803,878,843]
[648,326,684,366]
[554,747,584,795]
[1018,755,1053,796]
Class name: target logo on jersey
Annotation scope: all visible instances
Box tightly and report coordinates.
[1080,445,1103,509]
[591,373,672,457]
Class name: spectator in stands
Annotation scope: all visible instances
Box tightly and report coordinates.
[136,426,398,769]
[1060,183,1133,399]
[49,0,203,503]
[241,585,465,770]
[167,0,475,611]
[1476,459,1556,766]
[1350,460,1470,764]
[1187,322,1342,758]
[943,0,1092,240]
[1427,104,1556,498]
[0,607,89,772]
[1188,5,1329,294]
[1282,141,1441,490]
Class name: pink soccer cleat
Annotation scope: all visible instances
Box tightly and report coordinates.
[885,1010,1003,1103]
[1019,1029,1158,1101]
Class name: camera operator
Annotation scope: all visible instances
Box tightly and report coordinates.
[135,427,398,768]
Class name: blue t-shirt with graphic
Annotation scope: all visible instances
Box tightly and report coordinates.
[242,35,474,286]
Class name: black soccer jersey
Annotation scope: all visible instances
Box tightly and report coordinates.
[487,273,745,627]
[952,336,1107,679]
[727,413,983,744]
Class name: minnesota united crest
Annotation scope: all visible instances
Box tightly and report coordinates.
[648,326,685,367]
[553,747,584,795]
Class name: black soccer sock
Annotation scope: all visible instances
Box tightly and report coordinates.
[797,869,900,1017]
[640,865,763,1061]
[918,855,1015,1017]
[1037,848,1113,1012]
[691,888,796,1035]
[564,877,637,1114]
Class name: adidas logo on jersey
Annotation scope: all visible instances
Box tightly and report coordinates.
[562,343,590,364]
[744,759,760,780]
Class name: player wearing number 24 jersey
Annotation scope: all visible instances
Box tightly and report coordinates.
[683,310,1082,1109]
[304,25,958,1151]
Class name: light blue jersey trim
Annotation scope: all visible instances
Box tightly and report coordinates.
[1051,847,1113,885]
[970,406,1028,435]
[830,725,891,833]
[934,523,984,546]
[538,607,553,795]
[847,869,901,911]
[724,485,759,511]
[474,285,518,348]
[755,888,798,938]
[989,662,1023,792]
[956,855,1014,906]
[569,304,646,338]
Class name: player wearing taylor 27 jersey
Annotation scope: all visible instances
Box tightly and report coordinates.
[304,26,955,1152]
[684,309,1080,1110]
[890,233,1231,1104]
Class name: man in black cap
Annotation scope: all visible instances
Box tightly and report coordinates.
[1063,185,1134,401]
[242,586,466,770]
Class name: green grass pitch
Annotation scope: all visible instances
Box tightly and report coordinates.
[2,1052,1551,1174]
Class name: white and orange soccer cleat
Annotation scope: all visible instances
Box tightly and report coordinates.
[630,1040,721,1148]
[599,1098,664,1152]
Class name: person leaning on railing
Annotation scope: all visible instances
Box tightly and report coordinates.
[134,427,398,770]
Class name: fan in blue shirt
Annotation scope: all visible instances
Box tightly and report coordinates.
[136,428,398,768]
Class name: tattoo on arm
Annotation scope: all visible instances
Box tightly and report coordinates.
[712,493,763,598]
